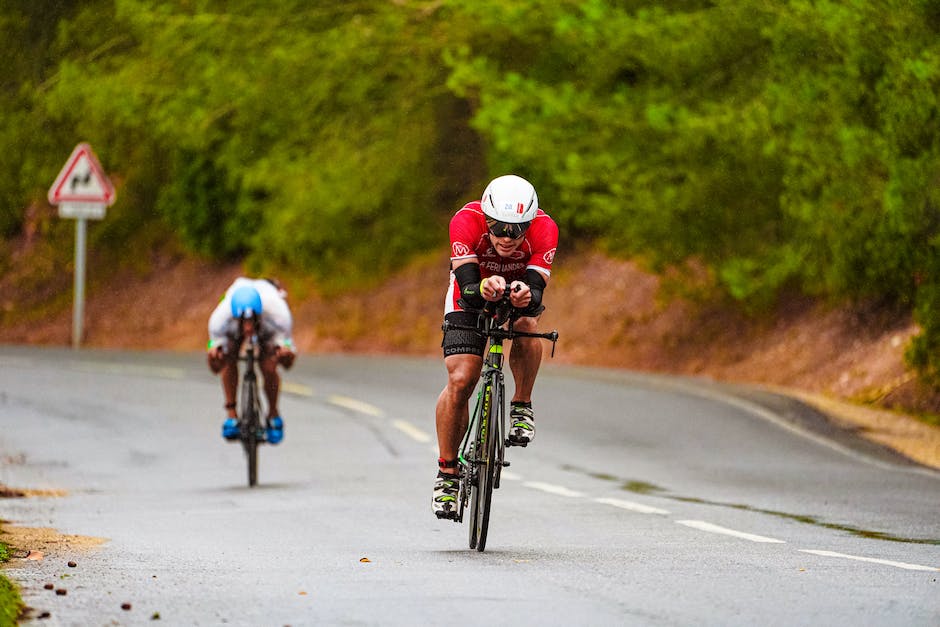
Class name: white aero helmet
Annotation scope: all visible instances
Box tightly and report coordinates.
[481,174,538,239]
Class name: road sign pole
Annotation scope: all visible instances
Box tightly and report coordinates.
[72,217,88,349]
[48,143,116,350]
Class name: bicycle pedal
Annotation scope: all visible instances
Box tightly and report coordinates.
[506,438,528,448]
[501,461,511,467]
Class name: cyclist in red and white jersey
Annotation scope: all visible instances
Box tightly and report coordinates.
[433,174,559,519]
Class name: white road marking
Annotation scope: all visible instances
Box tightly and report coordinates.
[523,481,585,498]
[327,395,384,417]
[594,497,670,515]
[800,549,940,572]
[298,383,929,577]
[657,379,930,475]
[392,420,431,443]
[73,362,185,379]
[676,520,785,543]
[282,382,313,397]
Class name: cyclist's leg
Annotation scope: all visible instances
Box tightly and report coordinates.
[215,342,240,439]
[435,353,482,470]
[259,349,281,419]
[258,343,286,444]
[434,357,479,519]
[435,312,485,519]
[507,315,541,445]
[255,323,284,419]
[508,315,543,403]
[437,311,486,470]
[209,320,241,402]
[220,358,239,418]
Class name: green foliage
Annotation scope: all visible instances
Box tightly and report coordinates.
[0,575,20,627]
[0,0,90,236]
[29,0,458,282]
[0,541,23,627]
[3,0,940,383]
[443,0,940,376]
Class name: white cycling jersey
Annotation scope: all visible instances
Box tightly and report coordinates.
[207,277,294,352]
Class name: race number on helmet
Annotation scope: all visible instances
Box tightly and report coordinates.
[481,175,538,224]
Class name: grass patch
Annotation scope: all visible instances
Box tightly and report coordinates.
[916,412,940,428]
[0,541,24,627]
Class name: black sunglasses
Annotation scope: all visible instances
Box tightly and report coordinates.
[487,219,532,239]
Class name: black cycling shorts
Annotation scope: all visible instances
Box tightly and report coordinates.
[441,304,544,358]
[441,311,486,358]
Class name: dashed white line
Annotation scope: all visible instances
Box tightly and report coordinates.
[676,519,785,543]
[73,362,185,379]
[800,549,940,572]
[595,497,670,515]
[282,382,313,397]
[285,388,934,576]
[392,420,431,443]
[327,395,384,416]
[523,481,585,498]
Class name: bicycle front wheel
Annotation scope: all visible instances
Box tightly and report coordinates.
[469,382,498,552]
[241,375,261,487]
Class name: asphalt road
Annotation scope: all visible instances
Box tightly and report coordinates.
[1,346,938,626]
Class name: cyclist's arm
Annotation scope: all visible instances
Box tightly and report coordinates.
[207,308,236,353]
[502,270,547,310]
[453,259,487,308]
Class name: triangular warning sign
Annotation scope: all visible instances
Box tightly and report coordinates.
[48,143,116,205]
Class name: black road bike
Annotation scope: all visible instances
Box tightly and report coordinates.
[236,330,267,487]
[442,292,558,551]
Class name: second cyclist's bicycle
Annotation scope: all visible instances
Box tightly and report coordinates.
[236,329,266,487]
[442,292,558,551]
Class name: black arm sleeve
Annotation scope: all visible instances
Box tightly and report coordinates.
[454,263,485,309]
[524,269,547,310]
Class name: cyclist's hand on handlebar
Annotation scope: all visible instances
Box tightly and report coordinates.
[276,346,296,370]
[480,276,507,302]
[207,345,226,373]
[508,280,531,309]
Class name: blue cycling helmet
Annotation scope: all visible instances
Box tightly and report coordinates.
[230,285,263,319]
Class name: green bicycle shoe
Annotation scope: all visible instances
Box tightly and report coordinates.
[507,403,535,447]
[432,471,460,520]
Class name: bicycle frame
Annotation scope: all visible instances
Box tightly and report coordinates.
[462,323,508,551]
[447,297,558,551]
[238,327,265,487]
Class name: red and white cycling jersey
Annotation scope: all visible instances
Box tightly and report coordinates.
[445,201,558,313]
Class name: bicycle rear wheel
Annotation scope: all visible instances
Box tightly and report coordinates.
[469,382,498,551]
